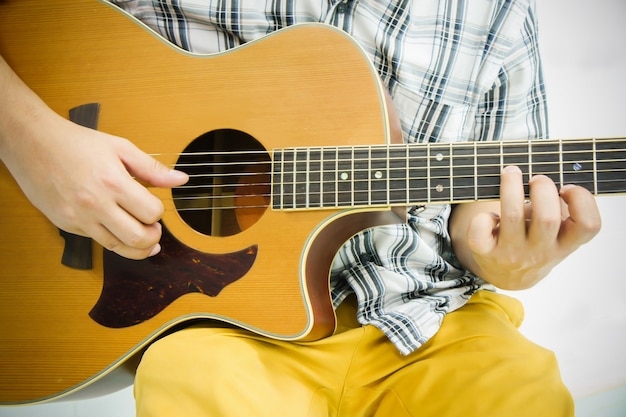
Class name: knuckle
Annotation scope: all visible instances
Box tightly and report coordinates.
[75,190,98,209]
[535,212,561,230]
[125,225,160,249]
[104,238,121,252]
[579,215,602,235]
[100,172,125,193]
[503,208,525,224]
[103,241,145,260]
[145,203,165,224]
[126,229,150,248]
[505,252,523,268]
[57,204,80,227]
[125,232,143,248]
[150,157,168,175]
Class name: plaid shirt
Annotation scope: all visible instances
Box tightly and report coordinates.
[111,0,548,355]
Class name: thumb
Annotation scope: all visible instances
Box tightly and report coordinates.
[467,211,500,255]
[116,138,189,187]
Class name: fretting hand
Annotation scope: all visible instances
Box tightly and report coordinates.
[450,165,601,290]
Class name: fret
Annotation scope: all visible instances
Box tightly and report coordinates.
[426,144,431,203]
[475,143,500,200]
[353,146,370,206]
[528,141,560,184]
[596,138,626,195]
[451,142,477,201]
[321,147,337,207]
[337,146,354,207]
[308,147,322,208]
[407,145,429,204]
[559,139,564,188]
[561,139,595,193]
[502,142,531,195]
[294,148,308,209]
[473,142,478,199]
[428,143,451,202]
[389,145,409,204]
[370,146,389,206]
[592,137,598,195]
[449,142,454,202]
[528,141,533,178]
[271,150,283,209]
[285,148,296,209]
[280,149,296,209]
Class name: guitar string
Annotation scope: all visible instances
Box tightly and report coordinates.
[152,141,626,166]
[173,158,626,180]
[163,167,626,211]
[157,148,626,175]
[170,157,625,186]
[152,143,626,163]
[149,136,626,160]
[163,165,626,208]
[147,140,626,210]
[165,156,625,189]
[165,178,626,212]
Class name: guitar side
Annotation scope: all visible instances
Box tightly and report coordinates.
[0,0,393,404]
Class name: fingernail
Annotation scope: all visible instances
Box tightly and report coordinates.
[502,165,522,174]
[169,169,189,182]
[149,244,161,257]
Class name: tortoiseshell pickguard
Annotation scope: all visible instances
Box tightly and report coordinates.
[90,224,257,328]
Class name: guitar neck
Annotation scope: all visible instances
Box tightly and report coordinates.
[272,137,626,209]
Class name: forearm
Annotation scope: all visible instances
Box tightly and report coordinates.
[0,55,63,168]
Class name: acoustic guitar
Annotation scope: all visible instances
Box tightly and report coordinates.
[1,0,624,405]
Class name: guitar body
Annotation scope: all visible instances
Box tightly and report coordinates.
[0,0,396,404]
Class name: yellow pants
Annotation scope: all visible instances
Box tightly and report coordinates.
[134,291,574,416]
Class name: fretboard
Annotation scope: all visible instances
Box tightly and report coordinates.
[271,137,626,210]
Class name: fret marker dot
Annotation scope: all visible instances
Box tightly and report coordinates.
[573,162,582,171]
[436,153,444,162]
[340,172,349,180]
[435,184,444,193]
[374,170,383,179]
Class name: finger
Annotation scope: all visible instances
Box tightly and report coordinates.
[116,176,167,225]
[526,175,561,245]
[116,138,188,187]
[85,220,162,260]
[102,208,161,249]
[497,165,527,245]
[558,184,601,250]
[467,211,500,255]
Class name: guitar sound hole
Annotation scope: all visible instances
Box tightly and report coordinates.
[173,129,271,237]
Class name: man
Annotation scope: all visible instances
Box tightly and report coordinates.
[0,0,600,415]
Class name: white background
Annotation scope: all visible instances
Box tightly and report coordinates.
[1,0,625,415]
